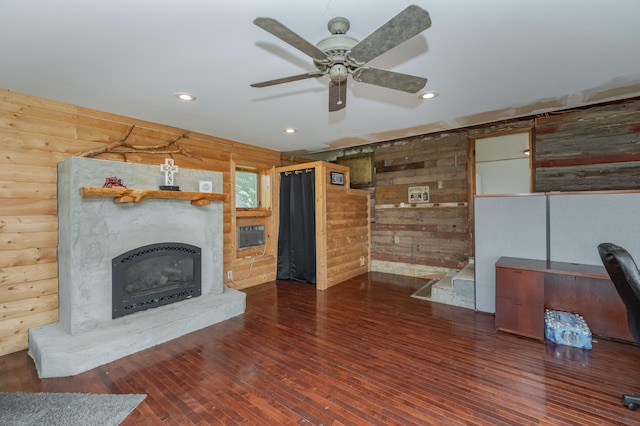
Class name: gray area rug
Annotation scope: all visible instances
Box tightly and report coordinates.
[0,392,146,426]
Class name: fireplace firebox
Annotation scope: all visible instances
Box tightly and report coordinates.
[112,242,202,319]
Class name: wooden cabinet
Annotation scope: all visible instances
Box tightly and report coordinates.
[495,266,545,340]
[494,256,633,343]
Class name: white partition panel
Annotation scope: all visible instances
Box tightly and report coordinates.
[474,194,547,313]
[549,192,640,265]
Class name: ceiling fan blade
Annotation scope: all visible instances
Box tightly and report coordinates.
[329,81,347,112]
[353,67,427,93]
[251,71,325,88]
[348,5,432,65]
[254,17,329,62]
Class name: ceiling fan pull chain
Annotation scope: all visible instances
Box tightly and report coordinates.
[337,69,343,106]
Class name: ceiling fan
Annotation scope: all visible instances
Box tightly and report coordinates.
[251,5,432,112]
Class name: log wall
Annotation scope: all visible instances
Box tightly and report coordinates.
[0,89,281,356]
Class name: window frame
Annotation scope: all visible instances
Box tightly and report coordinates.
[234,165,272,215]
[235,169,260,209]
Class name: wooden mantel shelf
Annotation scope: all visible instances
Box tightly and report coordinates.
[80,186,226,206]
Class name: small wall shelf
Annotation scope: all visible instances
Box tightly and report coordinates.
[80,187,226,206]
[235,209,272,217]
[376,202,468,209]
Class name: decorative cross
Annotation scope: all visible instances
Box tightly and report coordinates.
[160,158,179,186]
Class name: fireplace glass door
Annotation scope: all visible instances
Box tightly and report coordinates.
[112,242,202,318]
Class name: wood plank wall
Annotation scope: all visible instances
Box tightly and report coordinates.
[371,133,470,270]
[321,98,640,276]
[535,98,640,191]
[322,163,370,288]
[0,89,281,356]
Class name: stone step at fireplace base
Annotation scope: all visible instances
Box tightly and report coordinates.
[29,289,245,378]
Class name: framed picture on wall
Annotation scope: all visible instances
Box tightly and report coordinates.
[335,153,374,188]
[408,186,429,203]
[330,171,344,185]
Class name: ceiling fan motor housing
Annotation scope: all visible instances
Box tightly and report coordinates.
[314,34,359,81]
[314,16,359,82]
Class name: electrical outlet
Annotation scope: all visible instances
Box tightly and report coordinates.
[394,236,400,244]
[227,271,233,280]
[360,256,365,266]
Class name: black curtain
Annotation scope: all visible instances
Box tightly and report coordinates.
[277,169,316,284]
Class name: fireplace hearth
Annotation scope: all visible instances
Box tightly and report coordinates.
[112,242,202,318]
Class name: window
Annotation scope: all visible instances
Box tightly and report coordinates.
[236,170,259,208]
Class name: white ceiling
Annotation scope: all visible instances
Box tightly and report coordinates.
[3,1,640,155]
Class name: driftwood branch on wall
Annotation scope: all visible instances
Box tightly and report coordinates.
[76,125,200,160]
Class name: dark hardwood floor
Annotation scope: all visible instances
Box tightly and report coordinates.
[2,272,640,425]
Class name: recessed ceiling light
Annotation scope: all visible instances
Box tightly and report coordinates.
[284,128,297,134]
[418,91,438,100]
[175,92,196,101]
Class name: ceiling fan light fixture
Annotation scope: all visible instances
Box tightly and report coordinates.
[418,91,438,100]
[329,64,348,83]
[175,92,196,102]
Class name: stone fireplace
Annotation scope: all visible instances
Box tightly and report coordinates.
[28,157,245,378]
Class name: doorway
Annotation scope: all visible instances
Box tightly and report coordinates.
[473,131,531,195]
[276,168,317,284]
[468,130,532,255]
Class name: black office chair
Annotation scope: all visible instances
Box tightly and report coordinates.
[598,242,640,410]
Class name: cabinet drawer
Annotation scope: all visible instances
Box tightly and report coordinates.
[495,297,544,340]
[496,267,544,303]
